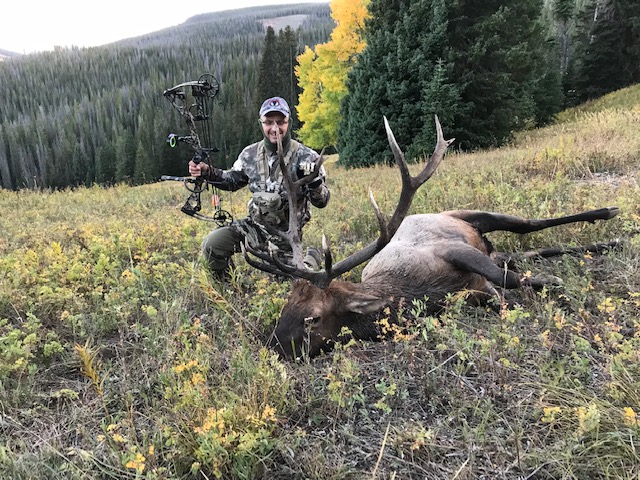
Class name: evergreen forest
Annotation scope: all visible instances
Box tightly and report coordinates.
[1,0,639,188]
[0,4,333,190]
[337,0,640,166]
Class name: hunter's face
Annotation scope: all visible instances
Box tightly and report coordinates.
[261,112,289,144]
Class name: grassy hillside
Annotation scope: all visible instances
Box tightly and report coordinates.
[0,85,639,479]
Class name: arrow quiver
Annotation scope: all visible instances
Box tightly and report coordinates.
[161,73,233,226]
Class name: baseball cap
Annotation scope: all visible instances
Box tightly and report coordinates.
[259,97,290,118]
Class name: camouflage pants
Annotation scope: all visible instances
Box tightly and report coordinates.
[201,219,321,274]
[201,224,245,272]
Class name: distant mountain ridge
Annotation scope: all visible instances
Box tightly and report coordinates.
[0,48,22,61]
[110,4,330,49]
[0,3,329,56]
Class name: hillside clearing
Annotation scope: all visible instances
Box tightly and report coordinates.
[0,86,639,479]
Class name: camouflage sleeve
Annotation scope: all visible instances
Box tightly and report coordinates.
[209,150,250,191]
[296,145,330,209]
[308,170,330,208]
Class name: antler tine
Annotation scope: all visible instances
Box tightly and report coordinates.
[313,189,389,282]
[321,234,333,272]
[325,115,454,280]
[384,116,411,186]
[386,114,455,234]
[369,188,390,247]
[414,115,454,185]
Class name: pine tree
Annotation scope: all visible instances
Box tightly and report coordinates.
[257,27,281,102]
[448,0,555,147]
[115,131,136,183]
[570,0,640,102]
[553,0,576,76]
[339,0,560,165]
[95,144,116,185]
[256,26,301,120]
[278,26,303,131]
[620,0,640,82]
[0,131,13,190]
[338,7,398,167]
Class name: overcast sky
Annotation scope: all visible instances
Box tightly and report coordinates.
[2,1,329,54]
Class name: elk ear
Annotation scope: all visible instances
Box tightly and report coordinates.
[344,292,391,315]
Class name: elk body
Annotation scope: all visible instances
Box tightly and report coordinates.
[243,117,620,359]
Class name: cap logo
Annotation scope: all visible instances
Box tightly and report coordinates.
[260,97,290,117]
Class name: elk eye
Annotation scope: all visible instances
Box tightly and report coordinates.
[304,316,321,327]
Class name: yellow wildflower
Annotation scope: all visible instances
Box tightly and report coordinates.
[195,408,225,435]
[262,405,277,423]
[173,359,199,373]
[191,372,205,385]
[541,406,562,423]
[125,453,146,472]
[576,404,600,436]
[624,407,637,426]
[120,269,135,281]
[597,297,616,314]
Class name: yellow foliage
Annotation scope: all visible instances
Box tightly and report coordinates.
[74,342,104,398]
[296,0,371,148]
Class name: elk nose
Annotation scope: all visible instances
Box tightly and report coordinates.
[267,335,293,360]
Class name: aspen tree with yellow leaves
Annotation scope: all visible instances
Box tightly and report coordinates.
[295,0,371,149]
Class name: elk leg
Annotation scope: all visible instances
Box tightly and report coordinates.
[444,245,522,288]
[520,240,622,259]
[443,244,549,290]
[445,207,619,234]
[491,239,622,269]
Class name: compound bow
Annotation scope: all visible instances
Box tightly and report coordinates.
[161,73,233,225]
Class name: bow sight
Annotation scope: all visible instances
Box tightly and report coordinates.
[161,73,233,225]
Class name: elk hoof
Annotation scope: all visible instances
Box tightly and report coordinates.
[524,274,563,290]
[605,206,621,219]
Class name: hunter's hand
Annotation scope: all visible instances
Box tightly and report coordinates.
[297,160,323,188]
[297,160,315,178]
[189,161,209,177]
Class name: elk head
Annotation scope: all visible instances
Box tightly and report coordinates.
[243,116,454,359]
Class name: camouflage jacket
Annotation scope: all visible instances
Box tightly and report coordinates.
[210,139,330,230]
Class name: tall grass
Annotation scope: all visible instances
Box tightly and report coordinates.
[0,85,639,479]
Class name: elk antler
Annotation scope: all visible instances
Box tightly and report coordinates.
[241,130,330,281]
[243,116,454,288]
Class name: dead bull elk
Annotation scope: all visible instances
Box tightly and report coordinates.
[243,116,620,359]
